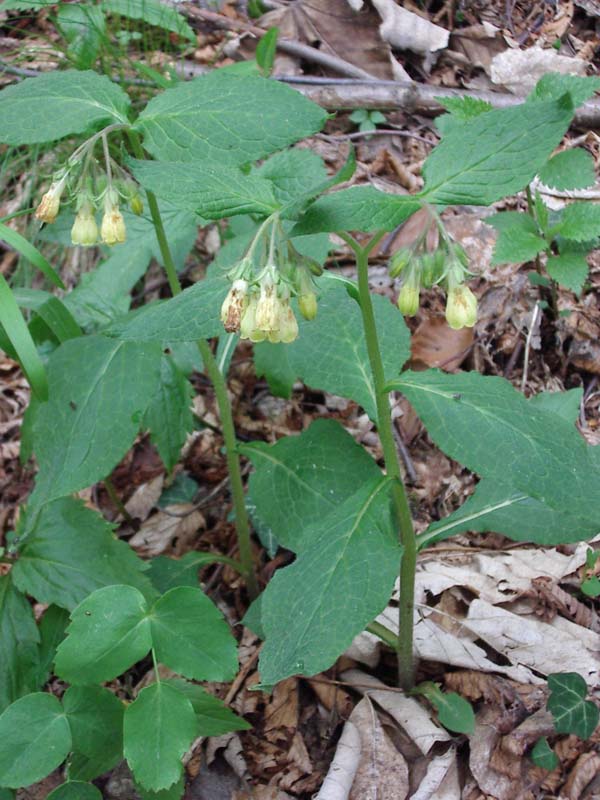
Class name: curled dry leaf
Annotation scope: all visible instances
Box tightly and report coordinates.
[127,506,205,556]
[410,748,460,800]
[369,0,449,55]
[490,46,587,94]
[561,752,600,800]
[315,716,361,800]
[341,669,450,755]
[410,317,474,371]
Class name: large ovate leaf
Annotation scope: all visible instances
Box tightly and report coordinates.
[29,336,162,506]
[390,370,600,537]
[242,419,383,551]
[292,187,421,235]
[12,498,154,610]
[54,585,152,685]
[165,678,250,736]
[421,96,573,205]
[144,354,193,472]
[286,284,410,419]
[106,277,228,342]
[420,477,597,547]
[0,575,40,713]
[0,693,72,788]
[124,682,197,791]
[259,477,399,686]
[135,776,185,800]
[558,202,600,242]
[487,212,547,265]
[150,587,238,682]
[0,70,130,145]
[254,148,327,207]
[135,70,327,164]
[130,160,279,219]
[63,686,124,781]
[253,341,295,398]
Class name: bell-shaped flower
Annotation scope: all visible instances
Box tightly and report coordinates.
[35,175,67,224]
[100,189,126,245]
[445,284,477,330]
[220,279,249,333]
[71,200,98,247]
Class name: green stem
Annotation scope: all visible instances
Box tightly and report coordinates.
[344,233,417,691]
[127,130,259,600]
[367,621,400,650]
[104,477,134,525]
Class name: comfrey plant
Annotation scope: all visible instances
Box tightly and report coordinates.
[0,64,599,796]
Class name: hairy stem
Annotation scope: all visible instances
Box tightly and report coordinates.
[344,233,417,690]
[127,130,259,600]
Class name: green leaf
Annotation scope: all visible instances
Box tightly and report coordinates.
[144,354,193,471]
[63,686,124,782]
[150,587,238,681]
[12,498,153,610]
[547,673,599,738]
[581,575,600,597]
[530,737,558,771]
[135,70,327,164]
[435,96,493,136]
[546,251,588,292]
[242,418,383,551]
[47,783,103,800]
[292,187,421,235]
[259,477,399,686]
[165,679,250,736]
[256,27,278,76]
[135,776,185,800]
[0,70,130,145]
[147,552,229,594]
[421,96,573,205]
[538,148,595,190]
[30,336,161,506]
[528,73,600,107]
[34,297,82,343]
[129,160,279,219]
[253,341,295,398]
[0,575,40,712]
[35,605,69,687]
[158,473,198,507]
[558,202,600,242]
[57,3,105,70]
[487,212,547,264]
[106,277,228,342]
[389,370,600,535]
[0,273,48,400]
[124,682,197,792]
[529,387,582,423]
[0,693,72,788]
[254,148,327,207]
[286,284,410,420]
[55,585,152,685]
[421,476,598,548]
[101,0,195,41]
[416,683,475,734]
[0,222,64,289]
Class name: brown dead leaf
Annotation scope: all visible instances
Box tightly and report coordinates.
[128,507,205,556]
[410,316,474,370]
[562,752,600,800]
[261,0,396,79]
[307,677,354,718]
[264,678,299,732]
[348,696,409,800]
[124,475,164,520]
[447,23,505,72]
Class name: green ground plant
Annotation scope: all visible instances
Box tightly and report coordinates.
[0,61,599,796]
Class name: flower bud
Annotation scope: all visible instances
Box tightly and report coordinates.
[240,292,266,342]
[220,279,248,333]
[35,177,66,224]
[445,284,477,330]
[129,194,144,216]
[101,191,126,245]
[278,302,299,343]
[298,292,317,321]
[389,248,412,278]
[397,282,420,316]
[255,278,281,332]
[71,201,98,247]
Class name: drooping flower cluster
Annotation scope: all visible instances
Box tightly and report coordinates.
[34,129,142,248]
[390,210,477,330]
[220,223,320,345]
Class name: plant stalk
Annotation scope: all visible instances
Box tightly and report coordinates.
[127,130,259,600]
[348,234,417,690]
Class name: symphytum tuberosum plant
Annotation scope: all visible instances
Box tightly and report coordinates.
[0,61,599,796]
